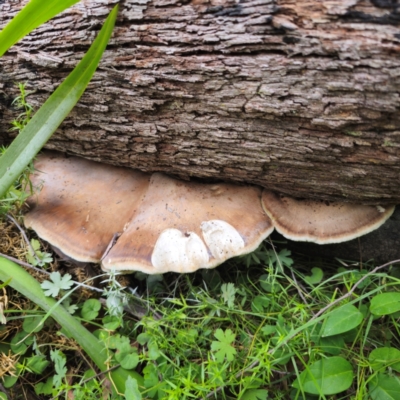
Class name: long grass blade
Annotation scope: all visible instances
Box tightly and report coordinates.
[0,0,80,56]
[0,5,118,199]
[0,257,143,392]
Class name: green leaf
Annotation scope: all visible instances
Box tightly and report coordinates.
[0,393,7,400]
[211,328,237,363]
[0,0,80,56]
[137,332,151,345]
[107,334,130,350]
[321,304,363,337]
[319,335,345,356]
[23,315,44,333]
[292,356,353,395]
[221,283,236,308]
[81,299,101,321]
[26,239,53,266]
[370,292,400,316]
[35,377,53,396]
[148,342,161,360]
[2,375,19,389]
[51,349,67,388]
[125,376,142,400]
[251,296,271,313]
[260,324,276,336]
[369,373,400,400]
[279,248,293,267]
[241,389,269,400]
[26,355,50,374]
[102,315,121,331]
[270,248,293,268]
[30,239,40,252]
[10,331,34,355]
[304,267,323,285]
[116,348,140,370]
[369,348,400,373]
[41,272,74,297]
[0,5,119,199]
[259,275,280,293]
[62,297,78,315]
[143,363,160,398]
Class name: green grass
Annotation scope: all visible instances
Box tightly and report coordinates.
[1,231,400,399]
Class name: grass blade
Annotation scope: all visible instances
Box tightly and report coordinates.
[0,5,118,199]
[321,303,363,337]
[0,0,80,56]
[0,257,143,392]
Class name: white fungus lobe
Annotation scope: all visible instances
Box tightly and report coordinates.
[201,220,245,261]
[151,229,209,273]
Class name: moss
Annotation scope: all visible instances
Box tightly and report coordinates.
[344,131,362,137]
[383,139,394,147]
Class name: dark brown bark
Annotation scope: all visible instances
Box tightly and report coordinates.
[1,0,400,204]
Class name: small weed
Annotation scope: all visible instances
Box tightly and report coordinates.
[0,83,36,217]
[383,139,394,147]
[0,146,33,216]
[25,239,53,267]
[344,130,362,137]
[40,271,74,297]
[9,82,35,133]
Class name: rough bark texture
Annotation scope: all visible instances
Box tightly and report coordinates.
[1,0,400,204]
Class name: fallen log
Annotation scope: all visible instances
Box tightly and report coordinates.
[1,0,400,204]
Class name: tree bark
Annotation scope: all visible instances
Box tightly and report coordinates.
[1,0,400,204]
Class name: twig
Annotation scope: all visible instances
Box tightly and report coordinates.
[0,253,103,293]
[74,281,104,294]
[205,258,400,398]
[6,213,41,265]
[311,258,400,320]
[0,252,49,275]
[290,269,314,314]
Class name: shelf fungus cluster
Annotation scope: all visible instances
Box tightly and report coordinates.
[24,152,395,274]
[24,152,273,273]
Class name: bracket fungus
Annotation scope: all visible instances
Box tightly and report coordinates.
[102,173,274,273]
[24,152,395,273]
[24,152,150,262]
[24,152,273,273]
[261,190,395,244]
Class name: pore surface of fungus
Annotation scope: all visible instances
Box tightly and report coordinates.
[102,173,274,273]
[24,152,151,262]
[261,190,395,244]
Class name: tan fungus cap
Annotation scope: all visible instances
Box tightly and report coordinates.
[24,152,150,262]
[102,173,274,273]
[261,190,395,244]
